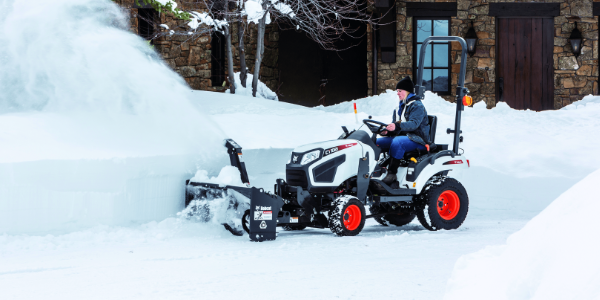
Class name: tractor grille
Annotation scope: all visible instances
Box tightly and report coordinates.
[286,169,308,188]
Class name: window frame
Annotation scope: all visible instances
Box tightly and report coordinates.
[412,16,452,96]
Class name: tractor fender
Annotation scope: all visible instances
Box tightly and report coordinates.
[404,155,469,194]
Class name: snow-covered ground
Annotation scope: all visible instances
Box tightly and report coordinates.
[2,0,600,299]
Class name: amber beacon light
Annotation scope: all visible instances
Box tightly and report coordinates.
[462,95,473,106]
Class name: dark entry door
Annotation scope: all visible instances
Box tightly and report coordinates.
[278,20,367,107]
[497,18,554,110]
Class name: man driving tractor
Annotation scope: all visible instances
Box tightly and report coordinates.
[378,76,431,185]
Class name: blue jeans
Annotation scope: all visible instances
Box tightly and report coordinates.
[376,136,426,159]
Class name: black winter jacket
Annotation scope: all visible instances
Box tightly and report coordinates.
[392,94,430,145]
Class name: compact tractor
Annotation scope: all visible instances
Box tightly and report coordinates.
[186,36,472,241]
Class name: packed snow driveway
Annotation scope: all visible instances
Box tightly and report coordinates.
[0,214,527,300]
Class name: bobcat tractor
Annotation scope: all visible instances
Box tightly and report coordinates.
[186,36,472,241]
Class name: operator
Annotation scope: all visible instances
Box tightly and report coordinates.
[378,76,431,185]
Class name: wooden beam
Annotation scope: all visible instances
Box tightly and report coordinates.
[406,3,457,17]
[489,3,560,17]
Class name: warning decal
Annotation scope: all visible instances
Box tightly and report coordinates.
[290,217,299,223]
[254,210,273,221]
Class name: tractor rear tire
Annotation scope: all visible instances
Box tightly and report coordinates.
[368,204,389,226]
[329,195,366,236]
[417,177,469,231]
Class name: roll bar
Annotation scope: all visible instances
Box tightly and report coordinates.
[415,36,469,154]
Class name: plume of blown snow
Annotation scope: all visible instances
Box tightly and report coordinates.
[0,0,225,162]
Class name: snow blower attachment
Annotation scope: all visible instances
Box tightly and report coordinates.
[187,36,471,242]
[185,139,282,241]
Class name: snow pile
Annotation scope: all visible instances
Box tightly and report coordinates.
[562,94,600,109]
[226,72,278,100]
[444,168,600,300]
[244,0,269,24]
[190,166,244,187]
[0,0,224,234]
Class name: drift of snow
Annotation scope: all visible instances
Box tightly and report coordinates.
[0,0,223,234]
[444,167,600,300]
[227,72,278,100]
[190,166,244,187]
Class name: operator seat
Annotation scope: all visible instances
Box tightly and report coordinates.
[402,115,445,159]
[347,130,381,160]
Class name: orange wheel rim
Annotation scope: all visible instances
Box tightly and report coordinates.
[343,205,361,231]
[437,190,460,220]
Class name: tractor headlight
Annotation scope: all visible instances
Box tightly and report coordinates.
[301,150,321,165]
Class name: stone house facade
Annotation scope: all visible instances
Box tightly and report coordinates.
[368,0,599,110]
[114,0,279,92]
[117,0,598,110]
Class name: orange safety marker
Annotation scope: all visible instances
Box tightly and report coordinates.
[462,95,473,106]
[354,102,358,124]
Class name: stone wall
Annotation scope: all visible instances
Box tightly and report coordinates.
[230,23,280,91]
[554,1,598,109]
[116,0,279,93]
[367,0,599,110]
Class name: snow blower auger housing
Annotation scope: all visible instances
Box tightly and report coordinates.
[187,36,471,242]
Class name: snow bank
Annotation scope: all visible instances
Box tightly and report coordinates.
[444,168,600,300]
[190,166,244,186]
[226,72,278,100]
[0,0,224,234]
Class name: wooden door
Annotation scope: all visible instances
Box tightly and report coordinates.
[497,18,554,110]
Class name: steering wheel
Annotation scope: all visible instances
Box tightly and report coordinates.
[363,119,388,134]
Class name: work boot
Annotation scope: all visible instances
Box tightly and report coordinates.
[382,173,397,185]
[382,157,400,185]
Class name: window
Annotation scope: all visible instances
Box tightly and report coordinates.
[413,18,450,95]
[137,8,158,41]
[211,32,226,87]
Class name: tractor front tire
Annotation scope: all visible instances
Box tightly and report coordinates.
[329,196,366,236]
[417,177,469,231]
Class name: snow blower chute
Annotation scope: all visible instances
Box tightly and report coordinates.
[185,139,283,241]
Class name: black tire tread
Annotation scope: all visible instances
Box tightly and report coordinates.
[417,177,469,231]
[383,213,416,227]
[368,205,389,226]
[329,195,366,237]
